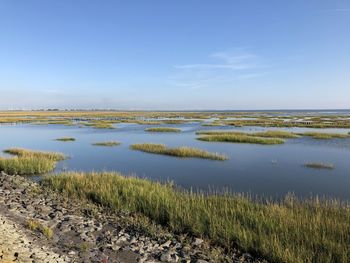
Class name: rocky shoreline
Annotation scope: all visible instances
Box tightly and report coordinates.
[0,172,266,263]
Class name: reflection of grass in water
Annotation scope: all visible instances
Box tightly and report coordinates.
[305,162,334,169]
[130,143,228,160]
[44,171,350,263]
[0,148,66,175]
[92,141,121,147]
[145,127,181,133]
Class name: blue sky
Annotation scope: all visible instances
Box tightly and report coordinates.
[0,0,349,110]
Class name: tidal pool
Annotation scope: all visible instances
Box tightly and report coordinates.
[1,122,350,200]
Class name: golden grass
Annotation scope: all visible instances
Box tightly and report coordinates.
[0,148,66,175]
[4,148,66,161]
[43,171,350,263]
[130,143,228,160]
[197,134,284,145]
[27,219,53,239]
[145,127,181,133]
[299,132,350,139]
[92,141,121,147]
[305,162,335,169]
[197,130,298,138]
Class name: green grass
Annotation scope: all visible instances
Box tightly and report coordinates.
[0,148,66,175]
[305,162,335,170]
[92,141,121,147]
[197,134,284,145]
[55,137,76,142]
[130,143,228,160]
[43,171,350,263]
[299,132,349,139]
[145,127,181,133]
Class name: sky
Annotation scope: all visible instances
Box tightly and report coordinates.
[0,0,349,110]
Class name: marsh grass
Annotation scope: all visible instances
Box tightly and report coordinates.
[299,132,350,139]
[0,148,66,175]
[197,134,284,145]
[43,172,350,263]
[305,162,335,170]
[92,141,121,147]
[130,143,228,160]
[197,130,298,138]
[145,127,181,133]
[253,130,299,138]
[55,137,76,142]
[4,148,66,161]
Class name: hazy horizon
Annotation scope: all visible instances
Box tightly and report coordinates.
[1,1,349,109]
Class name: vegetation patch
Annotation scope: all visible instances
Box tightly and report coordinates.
[197,130,298,138]
[305,162,335,170]
[253,130,299,138]
[55,137,76,142]
[197,134,284,145]
[43,171,350,263]
[145,127,181,133]
[299,132,349,139]
[0,148,66,175]
[4,148,65,161]
[27,219,53,239]
[92,141,121,147]
[130,143,227,160]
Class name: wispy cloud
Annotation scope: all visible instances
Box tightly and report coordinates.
[174,51,261,71]
[236,72,267,79]
[169,49,269,91]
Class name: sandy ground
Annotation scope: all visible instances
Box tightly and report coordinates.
[0,214,68,263]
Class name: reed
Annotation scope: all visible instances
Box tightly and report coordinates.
[130,143,228,160]
[43,171,350,263]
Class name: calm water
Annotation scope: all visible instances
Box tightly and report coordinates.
[1,122,350,200]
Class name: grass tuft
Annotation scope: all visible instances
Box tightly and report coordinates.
[55,137,76,142]
[43,172,350,263]
[130,143,228,160]
[145,127,181,133]
[305,162,335,169]
[27,219,53,239]
[92,141,121,147]
[197,134,284,145]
